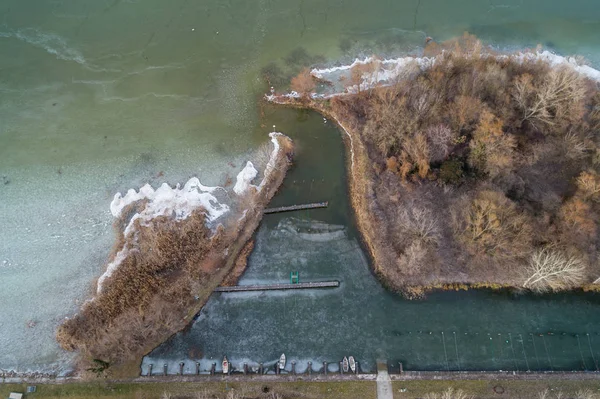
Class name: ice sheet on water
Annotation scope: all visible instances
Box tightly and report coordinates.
[271,217,346,242]
[143,217,379,373]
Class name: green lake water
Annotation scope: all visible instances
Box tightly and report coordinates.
[1,0,599,374]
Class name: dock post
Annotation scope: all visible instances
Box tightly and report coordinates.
[307,361,312,376]
[210,363,216,375]
[339,361,343,374]
[147,364,153,376]
[355,362,359,374]
[163,363,168,376]
[179,362,184,375]
[323,361,328,375]
[196,362,200,375]
[291,361,296,375]
[259,363,264,374]
[399,362,403,374]
[243,363,248,375]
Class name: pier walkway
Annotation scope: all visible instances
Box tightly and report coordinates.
[376,361,393,399]
[215,281,339,292]
[264,201,328,214]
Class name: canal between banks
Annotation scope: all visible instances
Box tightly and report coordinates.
[143,108,600,374]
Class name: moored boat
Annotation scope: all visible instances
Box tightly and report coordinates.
[348,356,356,373]
[222,356,229,374]
[278,353,286,370]
[342,356,349,373]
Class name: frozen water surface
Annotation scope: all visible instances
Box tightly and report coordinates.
[2,0,600,373]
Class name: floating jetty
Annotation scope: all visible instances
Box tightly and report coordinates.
[215,281,339,292]
[264,201,328,214]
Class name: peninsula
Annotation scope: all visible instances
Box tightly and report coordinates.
[270,34,600,297]
[56,133,294,375]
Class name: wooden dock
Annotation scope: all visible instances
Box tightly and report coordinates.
[264,201,328,214]
[215,281,339,292]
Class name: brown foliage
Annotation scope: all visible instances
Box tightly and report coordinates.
[559,197,597,244]
[468,109,516,178]
[57,210,216,362]
[576,170,600,202]
[290,68,315,97]
[304,34,600,292]
[452,190,533,260]
[58,135,294,368]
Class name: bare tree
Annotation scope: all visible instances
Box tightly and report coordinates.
[425,124,456,162]
[563,130,591,160]
[523,248,587,292]
[398,204,440,245]
[576,170,600,202]
[513,66,586,129]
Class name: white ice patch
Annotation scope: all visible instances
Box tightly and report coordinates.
[99,133,287,293]
[233,161,258,195]
[96,247,129,293]
[308,50,600,96]
[99,177,229,293]
[257,132,283,191]
[514,50,600,82]
[110,177,228,227]
[233,132,285,195]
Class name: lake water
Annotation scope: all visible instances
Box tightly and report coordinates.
[1,0,599,374]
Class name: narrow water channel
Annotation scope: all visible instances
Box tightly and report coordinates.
[143,108,600,374]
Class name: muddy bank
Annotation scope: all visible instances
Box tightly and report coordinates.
[56,134,294,376]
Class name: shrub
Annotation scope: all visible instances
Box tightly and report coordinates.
[452,190,533,260]
[440,159,464,184]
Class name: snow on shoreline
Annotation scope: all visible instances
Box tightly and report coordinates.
[307,50,600,95]
[97,133,286,293]
[233,132,284,194]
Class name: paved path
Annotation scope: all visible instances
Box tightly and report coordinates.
[376,367,393,399]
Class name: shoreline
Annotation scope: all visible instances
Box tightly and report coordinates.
[56,134,295,378]
[266,95,600,298]
[4,369,600,385]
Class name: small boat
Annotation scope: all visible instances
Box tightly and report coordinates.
[222,356,229,374]
[348,356,356,373]
[342,356,349,373]
[278,353,286,370]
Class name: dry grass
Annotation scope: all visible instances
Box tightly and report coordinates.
[56,136,294,375]
[0,380,376,399]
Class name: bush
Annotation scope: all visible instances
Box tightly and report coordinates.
[440,159,464,184]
